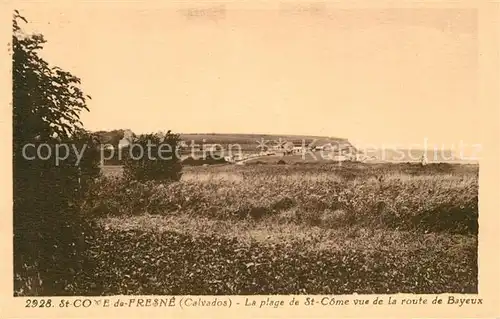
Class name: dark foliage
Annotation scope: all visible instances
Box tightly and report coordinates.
[70,228,477,295]
[182,156,228,166]
[122,132,183,182]
[13,11,100,295]
[94,129,126,147]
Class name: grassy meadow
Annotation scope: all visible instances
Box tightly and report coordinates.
[77,162,478,295]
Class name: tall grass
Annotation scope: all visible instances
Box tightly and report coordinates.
[72,162,478,295]
[87,163,478,235]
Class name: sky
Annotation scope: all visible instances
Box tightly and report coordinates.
[15,2,479,149]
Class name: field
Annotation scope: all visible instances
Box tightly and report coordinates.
[77,162,478,295]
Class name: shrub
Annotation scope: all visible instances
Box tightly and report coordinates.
[182,156,227,166]
[277,159,286,165]
[251,160,265,165]
[122,131,182,182]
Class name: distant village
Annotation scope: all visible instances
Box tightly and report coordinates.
[175,139,366,163]
[101,129,371,163]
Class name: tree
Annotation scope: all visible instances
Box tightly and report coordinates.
[122,131,183,182]
[13,10,100,295]
[94,129,126,147]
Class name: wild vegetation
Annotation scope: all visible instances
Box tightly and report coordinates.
[13,11,101,296]
[74,162,478,295]
[122,131,183,182]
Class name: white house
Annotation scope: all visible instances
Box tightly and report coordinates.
[202,144,222,152]
[292,146,306,154]
[317,143,335,151]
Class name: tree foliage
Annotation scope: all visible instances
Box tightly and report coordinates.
[122,131,183,182]
[94,129,126,147]
[13,10,100,295]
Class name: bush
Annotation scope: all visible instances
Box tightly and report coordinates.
[14,133,102,297]
[122,131,182,182]
[182,156,227,166]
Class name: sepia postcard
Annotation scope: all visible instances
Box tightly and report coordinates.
[0,0,499,318]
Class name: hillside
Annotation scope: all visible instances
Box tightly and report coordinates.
[179,133,350,150]
[92,130,353,150]
[180,133,347,144]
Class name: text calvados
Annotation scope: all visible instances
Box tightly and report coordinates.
[183,298,228,307]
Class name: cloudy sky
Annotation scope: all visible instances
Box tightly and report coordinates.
[16,2,479,148]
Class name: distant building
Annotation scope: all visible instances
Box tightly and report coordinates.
[292,146,306,154]
[283,141,294,154]
[117,129,134,149]
[319,143,334,151]
[123,129,134,140]
[202,144,220,151]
